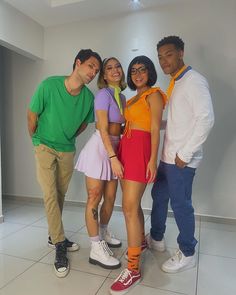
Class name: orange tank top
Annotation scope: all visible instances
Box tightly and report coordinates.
[123,87,167,136]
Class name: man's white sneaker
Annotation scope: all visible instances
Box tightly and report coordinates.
[162,249,196,273]
[100,228,122,248]
[146,234,166,252]
[89,240,121,269]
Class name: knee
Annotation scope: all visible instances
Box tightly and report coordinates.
[87,187,102,205]
[122,203,138,220]
[171,199,194,215]
[103,194,116,206]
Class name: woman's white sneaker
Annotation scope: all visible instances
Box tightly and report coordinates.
[100,228,122,248]
[89,240,121,269]
[162,249,196,273]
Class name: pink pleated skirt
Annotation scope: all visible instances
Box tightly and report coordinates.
[75,130,120,180]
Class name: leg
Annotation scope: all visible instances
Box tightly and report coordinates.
[168,165,197,256]
[86,177,121,269]
[150,162,169,241]
[85,177,104,237]
[138,205,145,241]
[100,179,118,225]
[99,180,121,247]
[122,179,146,271]
[56,151,74,212]
[35,145,69,278]
[35,145,64,244]
[55,151,79,252]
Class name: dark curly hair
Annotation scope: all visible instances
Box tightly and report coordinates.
[127,55,157,91]
[157,36,184,51]
[73,49,102,70]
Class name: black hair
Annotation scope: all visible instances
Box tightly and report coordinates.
[157,36,184,51]
[127,55,157,91]
[73,49,102,70]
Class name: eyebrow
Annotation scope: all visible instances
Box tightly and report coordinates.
[131,65,145,69]
[158,49,174,57]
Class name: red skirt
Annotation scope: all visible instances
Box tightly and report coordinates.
[118,129,151,183]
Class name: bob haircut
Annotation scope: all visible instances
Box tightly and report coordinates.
[127,55,157,90]
[97,57,126,90]
[73,49,102,70]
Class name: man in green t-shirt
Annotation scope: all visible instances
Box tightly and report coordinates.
[27,49,102,278]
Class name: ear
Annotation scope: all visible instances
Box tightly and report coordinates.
[179,50,184,60]
[76,59,82,67]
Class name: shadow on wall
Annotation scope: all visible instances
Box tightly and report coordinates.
[190,43,236,217]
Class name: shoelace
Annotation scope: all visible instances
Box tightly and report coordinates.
[172,249,182,262]
[100,240,114,256]
[56,243,67,265]
[117,269,131,283]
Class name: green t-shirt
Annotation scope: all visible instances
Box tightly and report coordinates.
[29,76,94,152]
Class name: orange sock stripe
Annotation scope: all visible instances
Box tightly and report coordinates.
[127,246,141,271]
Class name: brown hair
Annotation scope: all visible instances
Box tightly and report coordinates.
[97,57,126,90]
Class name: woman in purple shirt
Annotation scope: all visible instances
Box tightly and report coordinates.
[75,57,126,269]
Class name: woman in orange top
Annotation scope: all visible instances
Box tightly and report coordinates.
[110,56,166,294]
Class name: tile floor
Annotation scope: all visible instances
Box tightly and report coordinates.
[0,198,236,295]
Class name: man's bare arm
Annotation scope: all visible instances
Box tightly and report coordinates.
[27,109,38,137]
[76,122,88,136]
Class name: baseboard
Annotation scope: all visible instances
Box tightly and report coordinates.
[2,194,236,225]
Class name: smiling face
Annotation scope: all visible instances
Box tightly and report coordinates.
[75,56,100,84]
[103,58,123,87]
[158,43,184,77]
[130,63,149,89]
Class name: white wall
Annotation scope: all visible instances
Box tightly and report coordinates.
[1,0,236,219]
[0,1,44,60]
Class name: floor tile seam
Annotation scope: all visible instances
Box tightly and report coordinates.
[2,205,24,214]
[0,223,33,240]
[198,251,236,260]
[37,259,110,278]
[72,225,88,234]
[0,251,41,263]
[3,215,46,227]
[141,282,188,295]
[95,276,111,295]
[199,227,236,234]
[30,223,79,236]
[0,260,38,291]
[23,215,48,227]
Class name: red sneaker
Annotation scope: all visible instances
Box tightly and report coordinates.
[141,238,148,252]
[110,268,141,294]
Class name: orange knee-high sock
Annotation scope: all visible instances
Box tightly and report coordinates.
[127,246,141,272]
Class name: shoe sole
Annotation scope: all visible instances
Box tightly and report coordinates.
[89,258,121,270]
[107,242,122,248]
[54,265,70,278]
[109,277,141,295]
[48,243,80,252]
[161,261,196,273]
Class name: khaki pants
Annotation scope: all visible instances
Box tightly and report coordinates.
[34,144,75,244]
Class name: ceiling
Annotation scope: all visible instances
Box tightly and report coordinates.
[3,0,184,27]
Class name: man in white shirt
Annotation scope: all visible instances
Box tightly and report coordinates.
[148,36,214,273]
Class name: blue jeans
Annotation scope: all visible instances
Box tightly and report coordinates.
[150,161,197,256]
